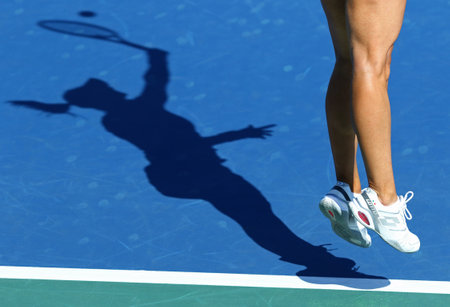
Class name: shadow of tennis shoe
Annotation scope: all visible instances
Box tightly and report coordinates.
[297,269,390,289]
[295,257,390,289]
[279,244,390,289]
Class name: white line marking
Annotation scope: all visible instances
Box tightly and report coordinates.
[0,266,448,294]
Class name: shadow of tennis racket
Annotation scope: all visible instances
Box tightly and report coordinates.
[38,20,149,51]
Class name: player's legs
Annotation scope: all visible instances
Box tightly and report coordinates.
[346,0,406,205]
[321,0,361,193]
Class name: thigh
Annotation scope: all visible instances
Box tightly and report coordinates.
[321,0,350,61]
[346,0,407,61]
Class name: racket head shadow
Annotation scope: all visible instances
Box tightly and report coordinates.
[38,20,120,40]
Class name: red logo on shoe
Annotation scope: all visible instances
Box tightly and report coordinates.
[358,212,370,225]
[328,210,334,218]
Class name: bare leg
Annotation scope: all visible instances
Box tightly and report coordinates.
[346,0,406,205]
[321,0,361,193]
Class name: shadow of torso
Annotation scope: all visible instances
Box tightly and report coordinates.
[102,100,228,199]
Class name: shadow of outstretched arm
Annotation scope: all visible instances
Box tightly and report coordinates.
[7,100,73,116]
[204,124,276,146]
[137,48,170,104]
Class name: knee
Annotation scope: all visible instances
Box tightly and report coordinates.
[351,44,393,84]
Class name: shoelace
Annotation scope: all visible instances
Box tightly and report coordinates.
[399,191,414,220]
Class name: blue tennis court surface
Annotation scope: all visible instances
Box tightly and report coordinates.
[0,0,449,299]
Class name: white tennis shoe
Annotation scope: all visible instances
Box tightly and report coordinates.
[348,188,420,253]
[319,182,371,248]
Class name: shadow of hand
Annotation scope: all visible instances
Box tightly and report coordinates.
[240,124,276,139]
[7,100,76,116]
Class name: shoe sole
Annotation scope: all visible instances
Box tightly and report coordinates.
[319,197,371,248]
[347,200,420,253]
[347,200,376,231]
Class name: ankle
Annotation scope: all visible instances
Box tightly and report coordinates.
[351,186,362,194]
[373,189,397,206]
[368,182,398,206]
[336,179,361,194]
[380,195,398,206]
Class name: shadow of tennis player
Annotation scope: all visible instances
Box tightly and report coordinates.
[8,31,388,287]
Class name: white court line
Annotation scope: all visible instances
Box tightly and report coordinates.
[0,266,448,295]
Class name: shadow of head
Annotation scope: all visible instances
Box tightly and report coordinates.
[64,78,126,111]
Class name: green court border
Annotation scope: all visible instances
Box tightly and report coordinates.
[0,278,448,307]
